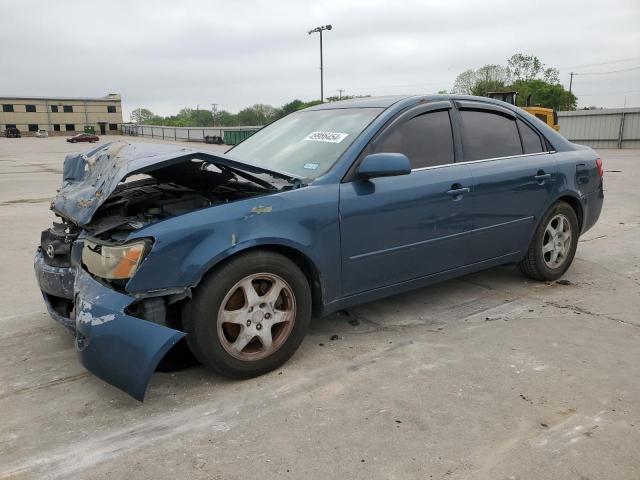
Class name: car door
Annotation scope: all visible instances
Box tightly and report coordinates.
[339,103,474,296]
[453,101,558,263]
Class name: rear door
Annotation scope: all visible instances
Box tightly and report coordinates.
[339,103,474,295]
[454,101,558,262]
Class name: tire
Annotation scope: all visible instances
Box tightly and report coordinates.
[518,201,579,281]
[183,250,312,379]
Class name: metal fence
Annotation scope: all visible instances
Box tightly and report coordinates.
[557,107,640,149]
[121,124,262,145]
[123,107,640,150]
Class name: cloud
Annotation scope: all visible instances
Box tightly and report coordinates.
[1,0,638,119]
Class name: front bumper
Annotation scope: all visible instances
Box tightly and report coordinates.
[34,249,186,401]
[34,249,76,330]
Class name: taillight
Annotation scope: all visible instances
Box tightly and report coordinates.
[596,158,603,178]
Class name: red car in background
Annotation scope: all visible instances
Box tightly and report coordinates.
[67,133,99,143]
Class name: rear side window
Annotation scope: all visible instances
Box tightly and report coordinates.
[460,110,522,161]
[373,110,454,168]
[518,119,544,154]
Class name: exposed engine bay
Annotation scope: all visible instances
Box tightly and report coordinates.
[86,174,268,241]
[41,142,302,269]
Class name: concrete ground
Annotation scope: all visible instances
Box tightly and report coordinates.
[0,137,638,480]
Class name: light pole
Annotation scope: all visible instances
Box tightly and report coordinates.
[308,24,332,102]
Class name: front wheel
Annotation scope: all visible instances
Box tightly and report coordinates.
[184,251,312,378]
[519,201,579,281]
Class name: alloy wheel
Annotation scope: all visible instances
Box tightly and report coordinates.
[217,273,296,361]
[542,213,572,269]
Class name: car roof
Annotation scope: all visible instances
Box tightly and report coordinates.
[305,95,413,110]
[303,93,572,151]
[304,93,541,110]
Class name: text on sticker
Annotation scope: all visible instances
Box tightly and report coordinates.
[304,132,349,143]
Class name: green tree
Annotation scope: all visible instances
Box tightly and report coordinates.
[511,79,577,111]
[453,65,509,95]
[130,107,156,124]
[216,110,237,126]
[236,104,279,125]
[507,53,559,83]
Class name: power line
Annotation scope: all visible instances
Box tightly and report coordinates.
[575,89,640,97]
[349,80,451,91]
[558,56,640,70]
[575,65,640,76]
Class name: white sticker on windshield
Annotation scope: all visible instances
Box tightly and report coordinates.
[304,131,349,143]
[303,162,319,170]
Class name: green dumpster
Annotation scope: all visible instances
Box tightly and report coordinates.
[84,126,96,134]
[223,129,259,145]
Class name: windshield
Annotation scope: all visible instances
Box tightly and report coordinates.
[227,108,383,179]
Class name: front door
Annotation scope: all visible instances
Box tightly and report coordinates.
[339,105,474,296]
[99,123,106,135]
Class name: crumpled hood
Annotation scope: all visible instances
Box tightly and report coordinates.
[52,141,291,226]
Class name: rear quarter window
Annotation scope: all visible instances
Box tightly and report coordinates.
[460,110,523,161]
[517,119,545,154]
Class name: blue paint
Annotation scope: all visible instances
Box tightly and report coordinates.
[34,94,604,400]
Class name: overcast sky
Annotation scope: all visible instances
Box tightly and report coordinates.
[1,0,639,119]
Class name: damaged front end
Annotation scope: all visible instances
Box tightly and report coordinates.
[34,141,298,400]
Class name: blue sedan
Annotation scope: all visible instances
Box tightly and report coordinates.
[34,95,604,399]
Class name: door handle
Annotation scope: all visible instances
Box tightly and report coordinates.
[534,172,551,181]
[446,186,470,196]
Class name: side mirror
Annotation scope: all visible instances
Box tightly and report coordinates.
[357,153,411,179]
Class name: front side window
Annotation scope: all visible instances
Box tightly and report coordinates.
[109,123,118,130]
[228,108,382,179]
[28,124,38,132]
[63,105,73,113]
[460,110,522,161]
[371,110,454,169]
[65,124,75,131]
[53,124,61,131]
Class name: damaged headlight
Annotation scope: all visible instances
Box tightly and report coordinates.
[82,239,151,280]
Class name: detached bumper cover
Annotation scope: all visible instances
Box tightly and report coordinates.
[35,250,186,401]
[73,268,186,401]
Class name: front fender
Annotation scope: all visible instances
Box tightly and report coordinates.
[125,183,341,304]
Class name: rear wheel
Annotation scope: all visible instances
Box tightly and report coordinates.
[184,251,311,378]
[519,201,579,281]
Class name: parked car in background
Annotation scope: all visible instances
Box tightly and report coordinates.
[34,94,604,400]
[35,129,49,138]
[4,127,21,138]
[66,133,99,143]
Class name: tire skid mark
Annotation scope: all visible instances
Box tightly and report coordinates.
[0,339,421,480]
[0,372,90,401]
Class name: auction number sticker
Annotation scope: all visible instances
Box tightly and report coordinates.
[304,131,349,143]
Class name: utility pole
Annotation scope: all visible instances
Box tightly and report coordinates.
[211,103,218,126]
[308,25,332,102]
[569,72,574,95]
[337,89,344,100]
